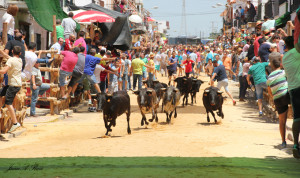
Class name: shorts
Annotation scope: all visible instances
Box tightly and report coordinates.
[78,74,97,85]
[155,65,160,71]
[59,69,72,87]
[68,71,82,87]
[142,71,147,79]
[168,70,177,77]
[255,82,267,100]
[177,63,181,68]
[217,79,229,92]
[274,93,290,114]
[2,86,21,105]
[289,86,300,119]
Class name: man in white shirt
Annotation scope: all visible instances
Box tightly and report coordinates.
[62,12,76,39]
[22,42,39,81]
[189,49,198,75]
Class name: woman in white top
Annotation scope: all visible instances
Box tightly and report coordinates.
[0,4,19,41]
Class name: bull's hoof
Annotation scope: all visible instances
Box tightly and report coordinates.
[207,118,210,123]
[149,119,154,122]
[127,129,131,134]
[214,120,217,123]
[145,121,149,125]
[141,122,144,126]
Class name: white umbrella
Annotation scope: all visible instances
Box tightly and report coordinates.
[129,15,143,24]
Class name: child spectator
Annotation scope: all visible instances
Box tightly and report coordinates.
[30,62,50,116]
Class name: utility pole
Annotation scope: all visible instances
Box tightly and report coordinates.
[180,0,187,44]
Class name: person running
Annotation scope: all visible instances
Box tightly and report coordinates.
[181,55,194,77]
[210,60,237,106]
[177,51,183,77]
[140,52,148,80]
[168,51,178,86]
[282,36,300,158]
[205,59,214,78]
[266,52,290,148]
[0,46,23,132]
[247,57,269,116]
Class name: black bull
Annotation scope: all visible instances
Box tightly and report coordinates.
[134,88,158,126]
[161,86,181,123]
[202,86,224,123]
[96,91,131,135]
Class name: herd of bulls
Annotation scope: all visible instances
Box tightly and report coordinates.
[96,77,225,136]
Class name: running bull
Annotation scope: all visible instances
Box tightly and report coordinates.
[96,91,131,135]
[134,88,158,126]
[202,86,224,123]
[161,86,181,124]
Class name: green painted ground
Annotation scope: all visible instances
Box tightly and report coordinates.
[0,157,299,177]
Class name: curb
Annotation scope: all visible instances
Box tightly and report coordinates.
[1,127,27,139]
[71,102,88,113]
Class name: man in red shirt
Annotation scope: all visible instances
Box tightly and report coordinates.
[64,34,75,51]
[181,55,194,77]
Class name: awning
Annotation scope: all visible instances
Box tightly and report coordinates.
[74,3,132,51]
[24,0,80,32]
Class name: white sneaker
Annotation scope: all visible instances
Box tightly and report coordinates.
[8,123,21,133]
[88,100,92,105]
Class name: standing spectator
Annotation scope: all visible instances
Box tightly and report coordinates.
[108,59,119,93]
[54,19,64,41]
[177,50,184,77]
[0,46,22,132]
[122,53,130,91]
[160,49,168,77]
[258,37,271,62]
[240,57,251,101]
[131,52,153,90]
[74,31,87,54]
[246,0,256,22]
[62,12,76,39]
[210,60,237,106]
[247,39,255,60]
[282,36,300,158]
[59,47,80,98]
[0,4,19,41]
[247,57,269,116]
[153,50,161,79]
[30,62,50,117]
[4,32,26,70]
[254,32,263,57]
[140,52,148,80]
[117,56,125,90]
[267,52,290,148]
[168,51,178,86]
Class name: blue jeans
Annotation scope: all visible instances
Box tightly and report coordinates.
[255,82,267,100]
[30,84,50,116]
[148,72,155,80]
[127,75,132,90]
[133,74,142,90]
[37,57,50,64]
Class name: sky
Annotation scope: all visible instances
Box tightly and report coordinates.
[143,0,227,38]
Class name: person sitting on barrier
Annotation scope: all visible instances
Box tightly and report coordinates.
[30,62,50,117]
[0,46,23,132]
[22,42,40,81]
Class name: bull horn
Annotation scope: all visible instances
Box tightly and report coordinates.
[160,88,167,91]
[217,91,223,94]
[204,90,210,93]
[142,80,147,83]
[183,78,187,80]
[147,89,153,93]
[174,88,179,92]
[106,94,112,97]
[192,79,197,81]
